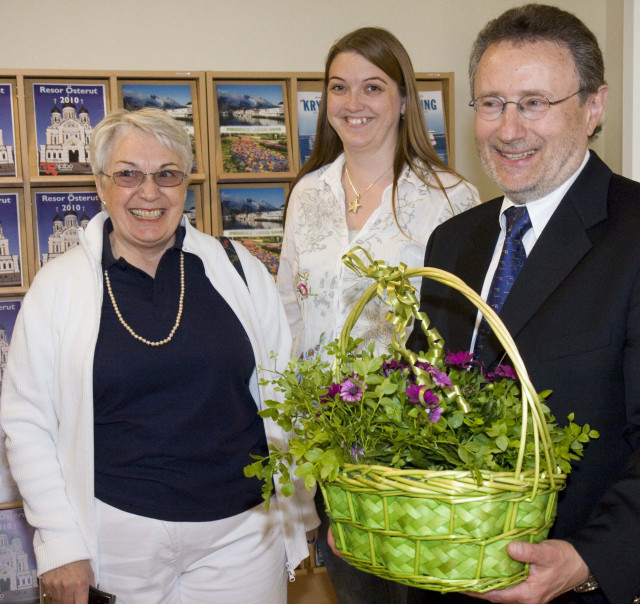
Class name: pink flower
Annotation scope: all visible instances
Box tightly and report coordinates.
[406,385,439,407]
[445,350,475,369]
[428,406,443,423]
[493,364,518,381]
[340,379,363,402]
[382,359,409,376]
[324,383,341,399]
[297,283,308,297]
[429,367,453,388]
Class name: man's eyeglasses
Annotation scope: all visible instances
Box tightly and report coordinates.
[101,169,187,188]
[468,90,583,121]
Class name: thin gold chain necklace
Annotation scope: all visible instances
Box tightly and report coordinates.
[345,165,392,213]
[104,251,185,347]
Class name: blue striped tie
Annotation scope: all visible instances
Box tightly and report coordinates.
[475,205,532,355]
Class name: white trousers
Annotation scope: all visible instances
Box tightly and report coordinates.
[95,498,286,604]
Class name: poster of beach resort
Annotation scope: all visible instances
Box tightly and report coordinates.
[220,184,286,277]
[214,82,293,178]
[121,82,199,173]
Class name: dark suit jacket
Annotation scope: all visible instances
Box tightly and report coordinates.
[407,152,640,603]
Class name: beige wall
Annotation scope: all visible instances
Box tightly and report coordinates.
[2,0,622,201]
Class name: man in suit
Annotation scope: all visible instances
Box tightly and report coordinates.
[407,4,640,603]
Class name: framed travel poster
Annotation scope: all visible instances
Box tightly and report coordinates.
[0,193,23,287]
[120,81,202,173]
[296,83,322,167]
[213,81,295,180]
[33,190,102,268]
[418,82,449,165]
[184,186,203,231]
[28,80,107,177]
[0,300,22,504]
[0,502,40,603]
[0,82,17,177]
[219,183,287,277]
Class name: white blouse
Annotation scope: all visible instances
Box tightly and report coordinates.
[278,153,479,359]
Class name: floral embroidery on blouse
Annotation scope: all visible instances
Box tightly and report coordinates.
[278,153,479,359]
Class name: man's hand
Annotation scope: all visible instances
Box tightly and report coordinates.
[466,540,589,603]
[41,560,94,604]
[327,526,342,557]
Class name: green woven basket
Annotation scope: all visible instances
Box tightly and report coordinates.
[319,253,566,593]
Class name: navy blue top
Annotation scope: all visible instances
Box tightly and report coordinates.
[93,221,268,521]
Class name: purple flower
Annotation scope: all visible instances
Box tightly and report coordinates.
[429,367,453,388]
[382,359,409,377]
[340,379,363,402]
[428,406,443,423]
[406,385,439,407]
[325,382,341,399]
[494,364,518,381]
[415,361,431,372]
[445,350,475,369]
[350,444,365,461]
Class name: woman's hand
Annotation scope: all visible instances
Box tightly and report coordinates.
[306,528,318,545]
[41,560,94,604]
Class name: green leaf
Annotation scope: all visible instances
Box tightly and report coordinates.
[280,481,294,497]
[495,435,509,451]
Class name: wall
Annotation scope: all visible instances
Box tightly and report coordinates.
[2,0,622,201]
[623,0,640,180]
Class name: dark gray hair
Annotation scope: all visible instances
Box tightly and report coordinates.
[469,3,605,105]
[90,108,193,175]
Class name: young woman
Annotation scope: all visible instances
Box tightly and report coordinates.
[277,27,478,604]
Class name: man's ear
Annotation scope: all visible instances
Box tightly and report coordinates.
[586,85,608,137]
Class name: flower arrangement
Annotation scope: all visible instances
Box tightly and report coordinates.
[245,334,597,504]
[246,250,598,503]
[245,250,599,592]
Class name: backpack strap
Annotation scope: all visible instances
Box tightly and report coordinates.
[216,236,248,287]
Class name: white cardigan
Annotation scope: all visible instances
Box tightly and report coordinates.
[1,212,317,581]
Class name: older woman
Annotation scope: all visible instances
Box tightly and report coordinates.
[1,108,317,604]
[277,27,478,604]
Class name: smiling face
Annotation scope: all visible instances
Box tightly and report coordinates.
[326,51,406,159]
[473,40,607,204]
[95,129,187,268]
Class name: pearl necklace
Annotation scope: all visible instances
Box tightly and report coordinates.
[104,251,185,347]
[345,165,392,213]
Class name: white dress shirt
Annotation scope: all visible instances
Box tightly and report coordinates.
[471,150,591,351]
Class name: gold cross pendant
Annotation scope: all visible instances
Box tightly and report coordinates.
[348,196,361,213]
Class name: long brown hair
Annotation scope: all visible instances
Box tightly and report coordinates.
[289,27,464,220]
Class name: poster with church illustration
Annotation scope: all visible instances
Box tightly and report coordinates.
[0,504,39,603]
[0,299,22,504]
[0,84,17,177]
[0,194,22,287]
[32,82,106,176]
[34,191,102,267]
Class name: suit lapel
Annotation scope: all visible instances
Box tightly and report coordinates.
[480,152,612,367]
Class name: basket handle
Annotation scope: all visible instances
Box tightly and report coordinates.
[339,247,560,490]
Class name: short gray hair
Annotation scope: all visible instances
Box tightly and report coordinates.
[469,3,605,102]
[90,108,194,175]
